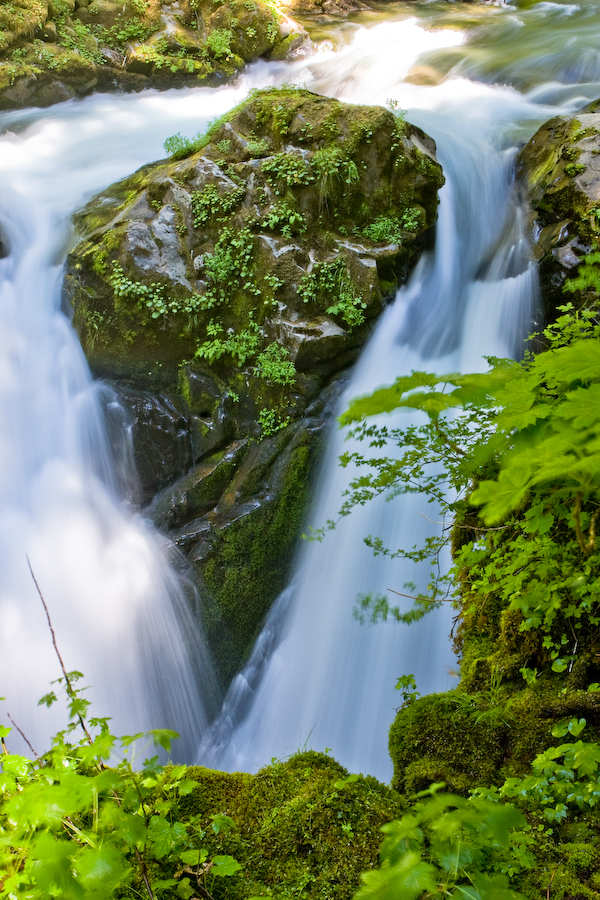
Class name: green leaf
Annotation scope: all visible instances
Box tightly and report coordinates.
[180,849,200,866]
[148,728,179,752]
[177,877,195,899]
[211,854,242,877]
[211,813,236,835]
[568,718,587,736]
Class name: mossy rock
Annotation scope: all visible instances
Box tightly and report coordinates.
[0,1,48,53]
[64,88,443,683]
[0,0,307,108]
[144,751,406,900]
[388,692,509,795]
[517,108,600,322]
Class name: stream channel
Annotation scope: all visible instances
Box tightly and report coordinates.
[1,0,600,779]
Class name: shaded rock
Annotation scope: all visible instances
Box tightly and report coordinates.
[518,109,600,319]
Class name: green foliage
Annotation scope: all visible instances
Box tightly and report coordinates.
[0,671,240,900]
[109,264,207,325]
[262,152,314,195]
[254,343,296,385]
[258,407,291,436]
[298,259,366,330]
[206,27,234,60]
[196,319,261,366]
[202,226,258,307]
[355,787,528,900]
[163,131,205,160]
[312,147,359,200]
[191,184,245,228]
[261,200,306,238]
[477,718,600,825]
[334,302,600,660]
[362,209,422,244]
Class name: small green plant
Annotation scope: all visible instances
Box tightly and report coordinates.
[191,184,245,228]
[255,342,296,385]
[261,200,306,237]
[196,320,261,366]
[207,27,233,60]
[247,137,270,157]
[202,226,258,306]
[163,130,204,159]
[262,152,314,195]
[298,259,366,330]
[395,674,420,704]
[215,138,232,156]
[312,146,359,201]
[259,407,291,436]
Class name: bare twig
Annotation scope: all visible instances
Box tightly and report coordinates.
[387,588,453,602]
[547,864,560,900]
[26,556,93,746]
[7,714,41,763]
[1,736,8,756]
[26,560,157,900]
[573,492,600,555]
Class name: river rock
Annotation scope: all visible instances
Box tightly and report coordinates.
[518,107,600,319]
[65,87,444,683]
[0,0,308,109]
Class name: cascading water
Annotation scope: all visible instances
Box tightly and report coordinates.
[2,0,600,774]
[199,12,600,780]
[0,88,261,757]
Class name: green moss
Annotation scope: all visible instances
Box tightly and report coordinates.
[200,429,317,683]
[389,692,508,795]
[174,752,405,900]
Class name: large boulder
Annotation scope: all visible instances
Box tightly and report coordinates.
[517,106,600,320]
[66,87,445,682]
[0,0,308,109]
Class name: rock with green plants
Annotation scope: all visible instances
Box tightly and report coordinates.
[64,86,444,683]
[517,103,600,321]
[0,0,308,109]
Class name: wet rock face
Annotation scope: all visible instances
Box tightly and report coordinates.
[0,0,308,110]
[518,108,600,320]
[65,87,444,683]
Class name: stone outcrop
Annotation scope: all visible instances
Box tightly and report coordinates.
[65,87,444,682]
[517,104,600,320]
[0,0,308,109]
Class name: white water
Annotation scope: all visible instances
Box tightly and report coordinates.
[1,3,598,773]
[0,88,260,757]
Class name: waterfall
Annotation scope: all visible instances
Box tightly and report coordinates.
[0,88,260,757]
[198,20,584,781]
[1,1,598,774]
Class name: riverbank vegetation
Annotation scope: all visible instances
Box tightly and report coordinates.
[0,0,305,110]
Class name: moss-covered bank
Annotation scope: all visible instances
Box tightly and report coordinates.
[0,0,307,109]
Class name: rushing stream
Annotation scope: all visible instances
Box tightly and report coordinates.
[1,0,600,773]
